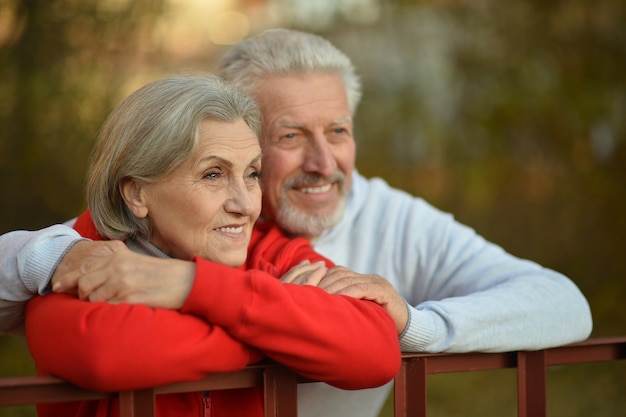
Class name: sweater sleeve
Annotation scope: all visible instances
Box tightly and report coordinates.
[25,293,260,392]
[0,225,83,334]
[373,178,592,353]
[181,258,400,390]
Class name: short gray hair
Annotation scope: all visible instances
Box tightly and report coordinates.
[218,28,362,115]
[87,75,260,240]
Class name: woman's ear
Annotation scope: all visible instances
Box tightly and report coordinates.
[120,178,149,219]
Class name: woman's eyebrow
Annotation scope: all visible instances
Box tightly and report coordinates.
[197,154,262,168]
[196,155,233,169]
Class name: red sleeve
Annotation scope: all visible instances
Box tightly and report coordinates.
[25,294,261,392]
[73,210,101,239]
[181,257,401,390]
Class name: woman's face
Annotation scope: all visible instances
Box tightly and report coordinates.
[128,118,262,266]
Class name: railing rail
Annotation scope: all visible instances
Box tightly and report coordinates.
[1,336,625,417]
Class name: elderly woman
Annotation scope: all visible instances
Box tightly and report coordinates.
[25,75,400,417]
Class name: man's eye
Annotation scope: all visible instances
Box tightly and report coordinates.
[283,133,296,139]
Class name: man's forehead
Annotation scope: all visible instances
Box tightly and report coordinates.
[254,72,347,102]
[252,73,351,129]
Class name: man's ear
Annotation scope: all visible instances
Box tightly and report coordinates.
[120,178,149,219]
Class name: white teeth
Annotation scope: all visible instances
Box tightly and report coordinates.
[217,226,243,233]
[300,184,332,194]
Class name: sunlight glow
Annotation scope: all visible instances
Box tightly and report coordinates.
[208,10,251,45]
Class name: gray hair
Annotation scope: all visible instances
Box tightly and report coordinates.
[87,75,260,240]
[218,28,362,115]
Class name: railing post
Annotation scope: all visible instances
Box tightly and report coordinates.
[118,389,156,417]
[263,366,298,417]
[394,357,428,417]
[517,350,547,417]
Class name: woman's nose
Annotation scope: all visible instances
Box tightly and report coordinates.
[224,180,257,216]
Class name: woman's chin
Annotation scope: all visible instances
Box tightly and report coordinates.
[207,253,248,268]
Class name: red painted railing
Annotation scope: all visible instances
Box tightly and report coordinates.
[394,336,626,417]
[1,336,624,416]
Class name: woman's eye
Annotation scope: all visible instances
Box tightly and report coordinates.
[246,170,262,181]
[203,171,221,180]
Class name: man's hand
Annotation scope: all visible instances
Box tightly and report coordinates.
[51,240,126,294]
[318,266,409,335]
[51,240,195,309]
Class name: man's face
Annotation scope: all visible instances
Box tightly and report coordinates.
[252,73,356,239]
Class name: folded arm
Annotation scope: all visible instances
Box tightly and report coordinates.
[26,258,400,392]
[397,208,593,353]
[0,225,81,334]
[25,293,259,391]
[184,258,400,390]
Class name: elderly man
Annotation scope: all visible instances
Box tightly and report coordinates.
[1,29,591,417]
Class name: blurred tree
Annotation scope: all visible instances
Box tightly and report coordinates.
[0,0,166,234]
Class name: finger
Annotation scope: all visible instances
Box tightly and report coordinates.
[317,269,362,290]
[280,261,323,283]
[321,275,387,300]
[294,265,329,287]
[51,240,127,293]
[330,281,374,299]
[279,260,309,283]
[76,272,112,301]
[54,256,107,294]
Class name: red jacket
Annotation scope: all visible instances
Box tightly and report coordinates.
[26,212,400,417]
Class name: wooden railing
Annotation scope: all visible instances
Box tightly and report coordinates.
[1,336,624,417]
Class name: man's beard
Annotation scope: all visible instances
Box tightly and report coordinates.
[275,172,348,238]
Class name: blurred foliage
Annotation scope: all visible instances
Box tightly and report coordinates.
[0,0,624,416]
[0,0,166,232]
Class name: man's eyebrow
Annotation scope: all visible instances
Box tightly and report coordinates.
[330,116,351,125]
[277,117,351,129]
[277,122,304,129]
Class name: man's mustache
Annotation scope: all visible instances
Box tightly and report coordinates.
[284,172,346,188]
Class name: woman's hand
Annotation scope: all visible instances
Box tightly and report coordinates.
[283,263,409,335]
[279,260,328,286]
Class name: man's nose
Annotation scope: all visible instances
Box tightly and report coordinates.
[303,133,337,176]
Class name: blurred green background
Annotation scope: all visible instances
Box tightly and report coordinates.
[1,0,624,416]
